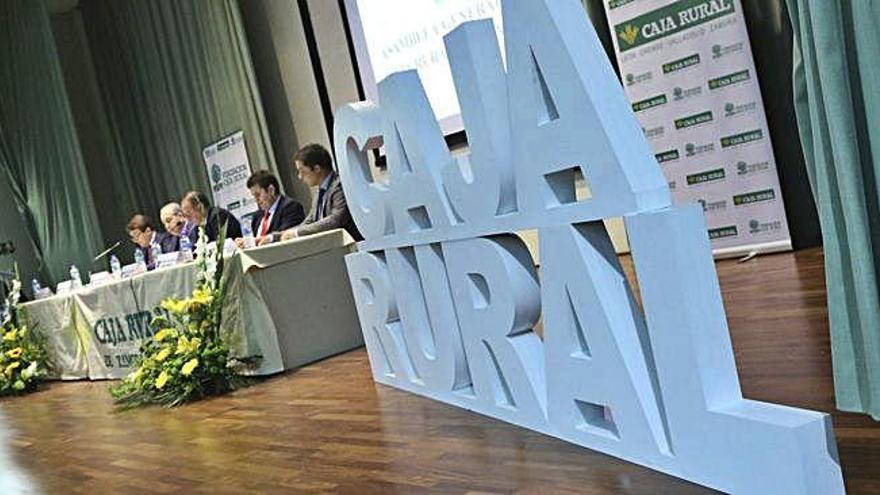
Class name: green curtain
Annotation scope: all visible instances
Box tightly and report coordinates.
[787,1,880,420]
[0,0,104,285]
[78,0,278,222]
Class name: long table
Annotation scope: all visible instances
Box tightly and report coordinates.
[23,229,364,380]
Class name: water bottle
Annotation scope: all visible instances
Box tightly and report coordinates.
[31,278,41,297]
[241,219,255,248]
[180,234,193,262]
[134,248,146,269]
[69,265,82,289]
[150,243,162,270]
[110,254,122,278]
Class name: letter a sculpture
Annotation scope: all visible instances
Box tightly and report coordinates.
[335,0,845,493]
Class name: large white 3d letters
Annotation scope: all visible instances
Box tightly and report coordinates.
[335,1,845,493]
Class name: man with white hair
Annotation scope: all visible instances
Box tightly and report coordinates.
[158,202,197,253]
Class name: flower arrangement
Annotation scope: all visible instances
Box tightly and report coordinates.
[110,224,250,408]
[0,273,49,396]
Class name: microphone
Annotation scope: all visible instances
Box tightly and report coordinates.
[93,241,122,262]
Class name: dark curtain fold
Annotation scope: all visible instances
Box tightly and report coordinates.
[787,0,880,420]
[0,0,103,284]
[79,0,278,222]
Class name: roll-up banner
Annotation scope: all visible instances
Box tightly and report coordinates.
[202,130,258,223]
[604,0,791,257]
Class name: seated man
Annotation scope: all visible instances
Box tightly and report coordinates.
[240,170,305,246]
[158,202,194,253]
[274,144,362,243]
[127,214,165,269]
[181,191,243,242]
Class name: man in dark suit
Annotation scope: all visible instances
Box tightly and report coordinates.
[127,214,166,269]
[275,143,363,242]
[181,191,243,242]
[242,170,305,246]
[158,202,192,253]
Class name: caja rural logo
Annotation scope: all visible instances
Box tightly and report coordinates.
[619,24,639,46]
[616,0,735,51]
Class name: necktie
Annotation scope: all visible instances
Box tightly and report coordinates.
[259,210,271,237]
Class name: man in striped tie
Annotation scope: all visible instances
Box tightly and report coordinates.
[244,170,305,247]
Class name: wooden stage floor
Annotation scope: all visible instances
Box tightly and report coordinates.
[0,248,877,494]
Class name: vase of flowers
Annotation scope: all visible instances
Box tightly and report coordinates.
[0,271,49,396]
[110,223,252,408]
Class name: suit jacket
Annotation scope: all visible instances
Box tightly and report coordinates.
[204,206,242,242]
[137,232,168,268]
[250,195,305,237]
[160,232,181,254]
[297,172,363,241]
[183,222,199,247]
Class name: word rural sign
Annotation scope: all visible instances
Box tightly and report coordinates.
[335,1,844,493]
[76,268,196,379]
[615,0,734,51]
[91,306,167,370]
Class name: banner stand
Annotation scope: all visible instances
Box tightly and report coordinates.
[202,130,258,223]
[603,0,793,256]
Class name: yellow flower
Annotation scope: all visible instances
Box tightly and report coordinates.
[176,336,201,355]
[3,329,17,341]
[191,288,213,306]
[155,347,171,362]
[6,347,22,359]
[161,298,188,314]
[154,328,177,343]
[5,361,19,376]
[181,358,199,376]
[129,366,144,383]
[155,370,169,389]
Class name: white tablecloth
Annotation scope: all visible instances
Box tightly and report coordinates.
[23,229,364,380]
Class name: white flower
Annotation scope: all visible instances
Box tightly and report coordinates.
[206,257,217,275]
[192,222,226,292]
[9,279,21,307]
[198,226,209,250]
[194,226,212,285]
[194,234,208,264]
[21,361,38,380]
[194,243,207,260]
[1,278,21,326]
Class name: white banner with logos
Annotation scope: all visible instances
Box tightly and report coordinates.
[603,0,791,256]
[202,131,258,223]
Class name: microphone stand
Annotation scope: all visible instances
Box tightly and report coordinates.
[93,241,122,263]
[91,241,123,281]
